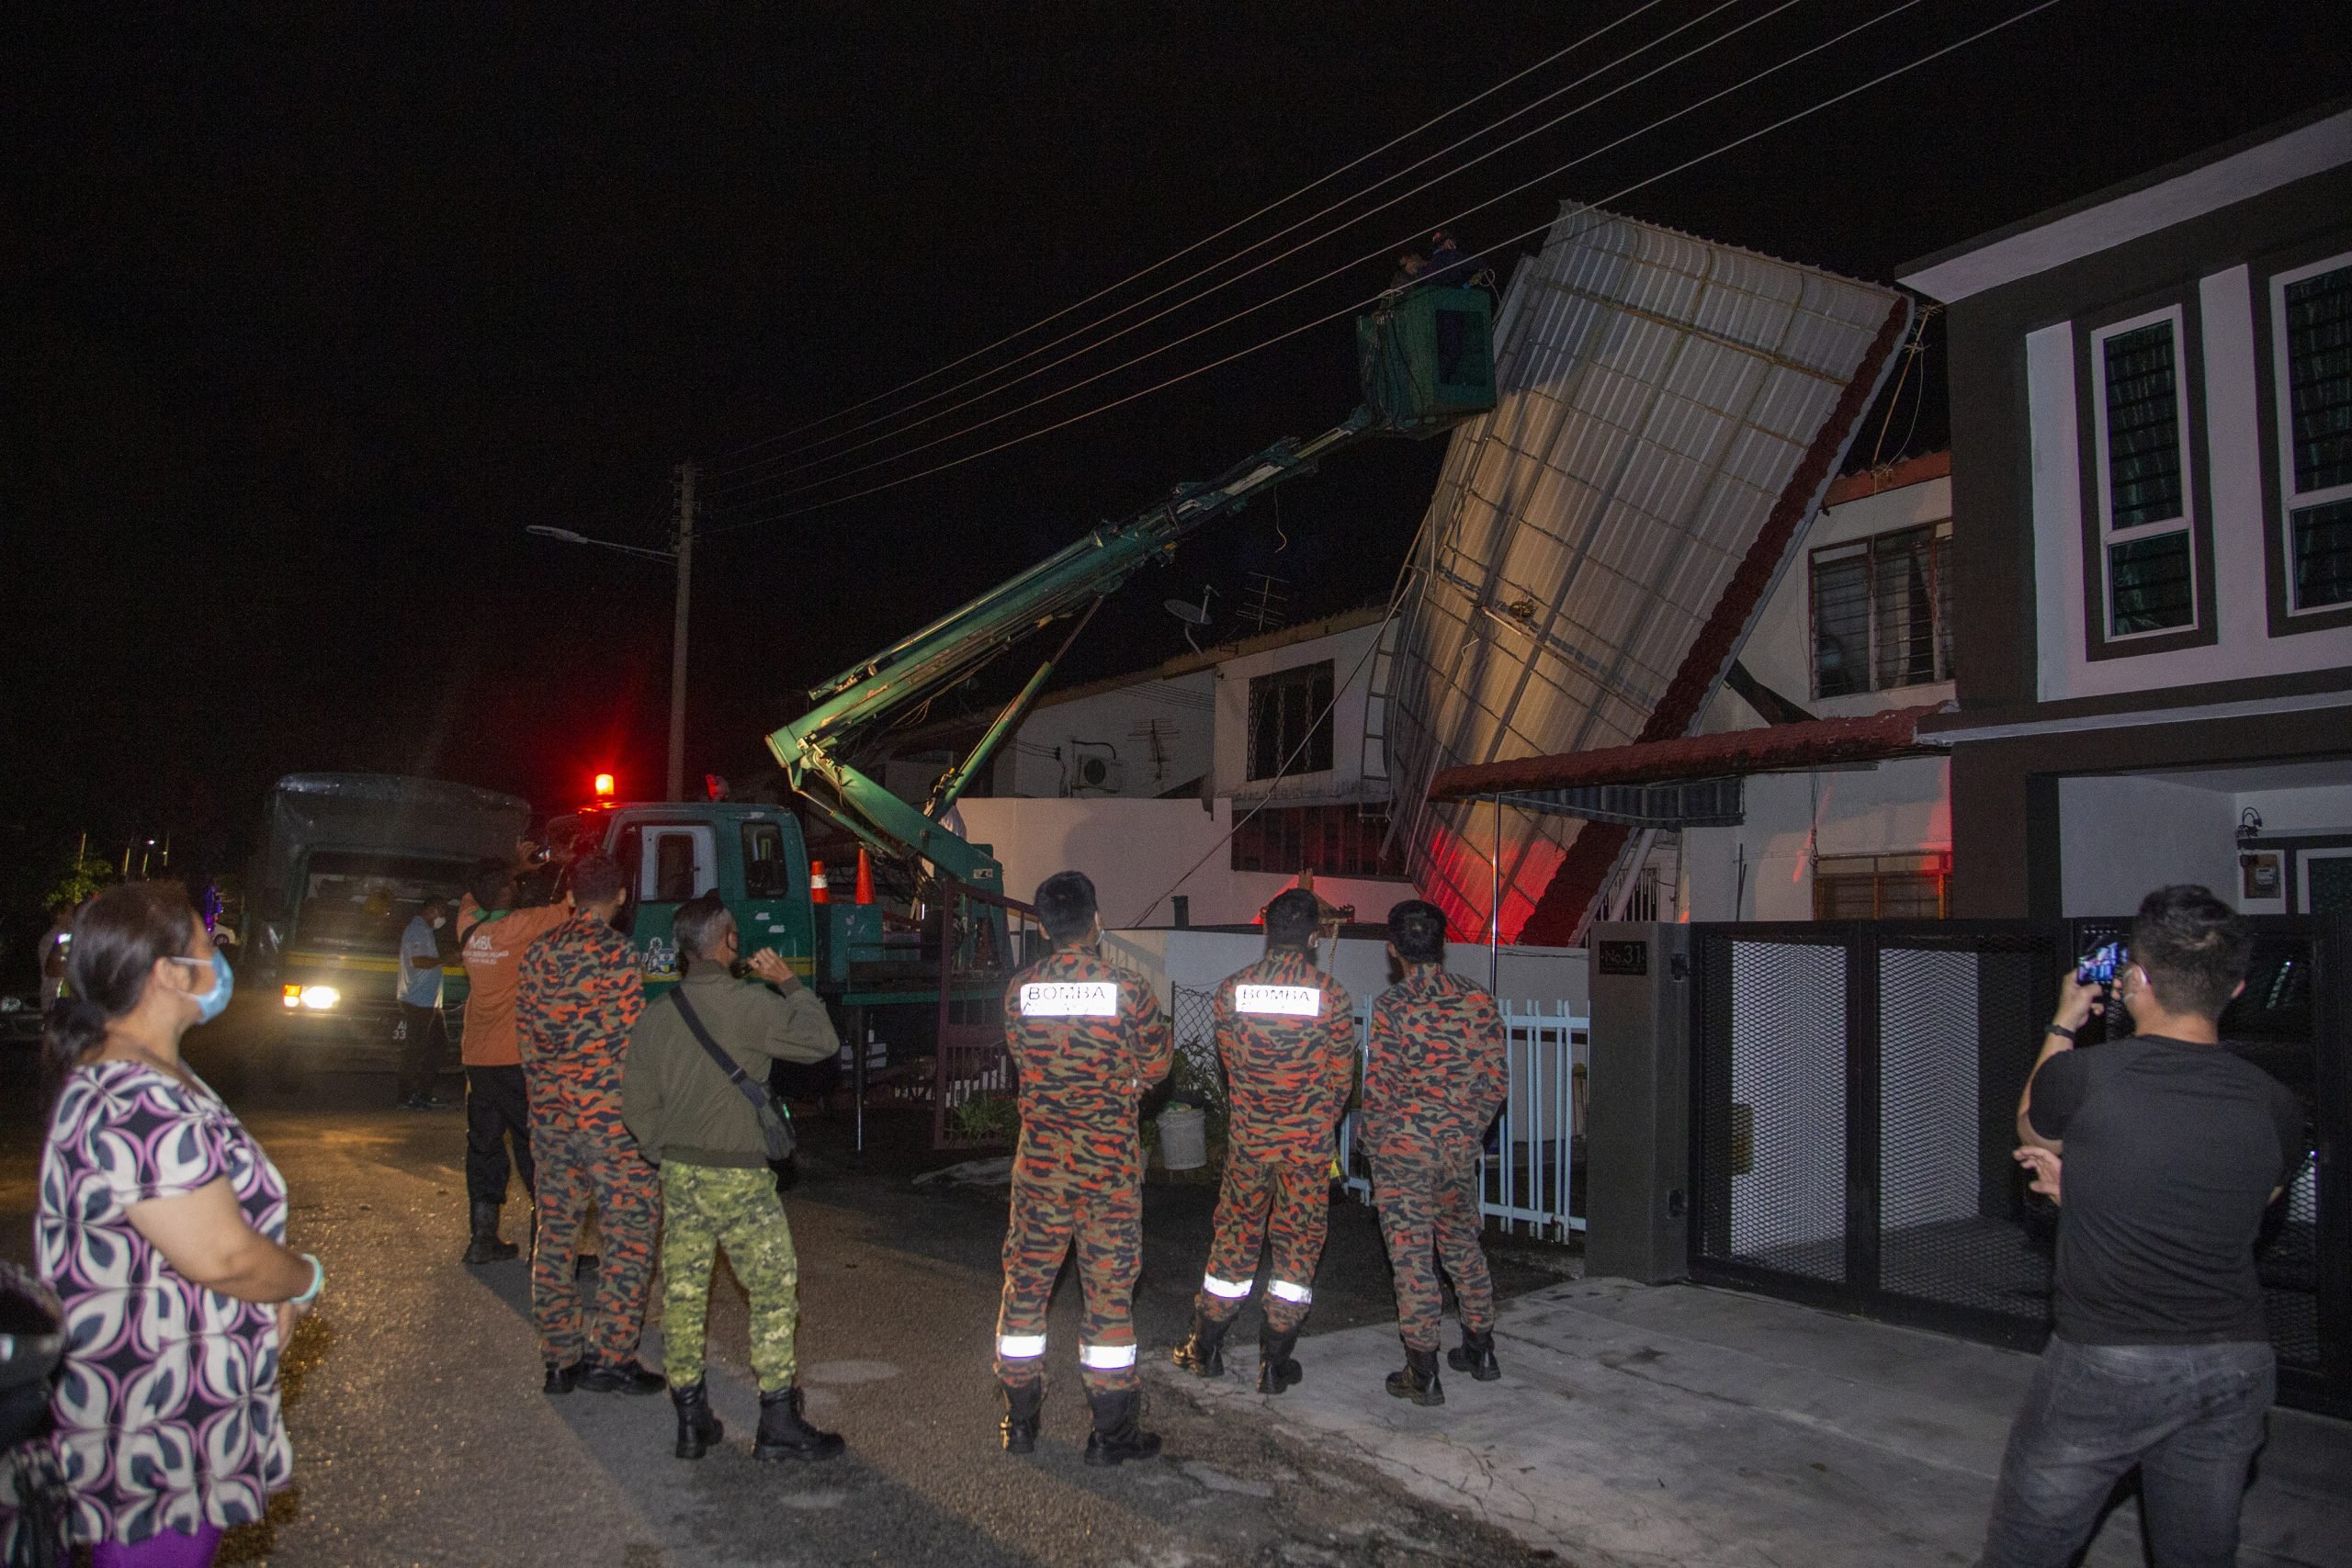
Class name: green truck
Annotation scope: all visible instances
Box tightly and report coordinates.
[243,773,529,1074]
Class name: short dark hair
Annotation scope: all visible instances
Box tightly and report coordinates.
[1386,899,1448,964]
[1264,888,1322,951]
[470,865,514,910]
[1033,871,1099,943]
[673,892,735,964]
[2128,885,2253,1021]
[571,852,625,907]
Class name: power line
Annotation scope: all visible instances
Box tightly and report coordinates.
[703,0,2061,544]
[704,0,1707,497]
[707,0,1800,513]
[700,0,1679,476]
[706,0,1928,528]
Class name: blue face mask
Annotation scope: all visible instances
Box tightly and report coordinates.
[169,952,235,1024]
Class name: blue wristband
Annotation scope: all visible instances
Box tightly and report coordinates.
[291,1253,323,1308]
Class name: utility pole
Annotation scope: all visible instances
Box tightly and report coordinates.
[667,459,697,803]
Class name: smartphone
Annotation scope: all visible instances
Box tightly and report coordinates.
[2075,940,2127,987]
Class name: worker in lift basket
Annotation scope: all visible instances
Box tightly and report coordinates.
[1362,898,1509,1406]
[1172,887,1356,1393]
[994,871,1173,1463]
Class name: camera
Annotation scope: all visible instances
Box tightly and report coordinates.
[2075,940,2127,987]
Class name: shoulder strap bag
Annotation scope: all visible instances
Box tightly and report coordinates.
[671,987,797,1161]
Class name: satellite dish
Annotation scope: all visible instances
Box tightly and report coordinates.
[1163,585,1217,651]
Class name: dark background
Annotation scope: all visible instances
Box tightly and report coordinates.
[4,1,2342,941]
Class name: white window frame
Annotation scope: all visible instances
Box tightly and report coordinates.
[2089,304,2199,641]
[2267,250,2352,616]
[639,824,718,902]
[2299,846,2352,914]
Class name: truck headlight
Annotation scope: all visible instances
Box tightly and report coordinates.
[282,986,301,1009]
[299,986,340,1010]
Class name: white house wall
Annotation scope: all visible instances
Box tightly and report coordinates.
[2026,267,2352,703]
[1681,756,1952,920]
[1211,619,1388,804]
[2057,774,2241,916]
[957,795,1419,931]
[992,670,1216,799]
[1706,474,1956,734]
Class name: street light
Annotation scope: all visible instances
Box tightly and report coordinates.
[524,459,696,799]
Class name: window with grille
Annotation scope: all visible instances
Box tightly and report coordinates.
[1231,804,1402,878]
[2271,255,2352,614]
[2092,311,2198,637]
[1809,522,1953,698]
[1246,660,1334,780]
[1813,852,1949,920]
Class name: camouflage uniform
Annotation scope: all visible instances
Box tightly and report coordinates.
[659,1163,804,1390]
[1363,964,1506,1351]
[994,946,1173,1395]
[1194,951,1355,1333]
[515,910,655,1370]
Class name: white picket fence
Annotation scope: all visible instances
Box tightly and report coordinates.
[1335,998,1589,1239]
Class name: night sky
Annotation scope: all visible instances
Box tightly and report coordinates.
[5,1,2341,924]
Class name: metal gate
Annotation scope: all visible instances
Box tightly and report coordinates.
[1687,918,2348,1418]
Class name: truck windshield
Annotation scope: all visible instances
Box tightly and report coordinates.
[293,852,470,953]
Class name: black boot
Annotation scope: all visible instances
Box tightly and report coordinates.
[544,1360,581,1395]
[1081,1388,1162,1468]
[1446,1326,1501,1382]
[1171,1311,1229,1378]
[752,1386,844,1462]
[1257,1325,1303,1395]
[1000,1380,1043,1454]
[671,1381,724,1461]
[462,1201,517,1265]
[577,1358,666,1394]
[1385,1345,1445,1406]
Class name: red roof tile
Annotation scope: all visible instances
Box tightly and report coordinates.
[1429,704,1951,802]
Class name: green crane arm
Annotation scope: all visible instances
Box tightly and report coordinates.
[763,285,1497,894]
[764,412,1374,891]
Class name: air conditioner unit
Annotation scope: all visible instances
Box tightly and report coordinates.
[1073,756,1127,795]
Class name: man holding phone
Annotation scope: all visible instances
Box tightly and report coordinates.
[1980,886,2306,1567]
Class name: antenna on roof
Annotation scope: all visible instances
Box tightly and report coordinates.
[1236,573,1292,635]
[1163,584,1217,653]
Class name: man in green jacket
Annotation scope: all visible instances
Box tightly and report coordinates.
[621,892,844,1463]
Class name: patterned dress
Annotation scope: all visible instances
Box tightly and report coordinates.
[35,1062,293,1548]
[516,911,656,1370]
[1363,964,1507,1349]
[1193,950,1355,1333]
[994,945,1173,1393]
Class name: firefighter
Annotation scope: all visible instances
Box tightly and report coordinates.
[994,871,1174,1464]
[1363,898,1508,1405]
[1172,887,1355,1393]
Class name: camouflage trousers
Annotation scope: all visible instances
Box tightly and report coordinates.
[995,1170,1142,1393]
[530,1115,661,1368]
[1195,1154,1329,1333]
[659,1162,802,1393]
[1373,1139,1493,1351]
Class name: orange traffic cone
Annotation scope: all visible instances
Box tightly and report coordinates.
[809,860,830,904]
[854,847,875,905]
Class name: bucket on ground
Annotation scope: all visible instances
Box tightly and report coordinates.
[1158,1104,1208,1170]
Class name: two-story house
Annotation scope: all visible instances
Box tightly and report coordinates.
[1901,102,2352,918]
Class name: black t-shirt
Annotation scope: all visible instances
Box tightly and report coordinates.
[2030,1034,2306,1345]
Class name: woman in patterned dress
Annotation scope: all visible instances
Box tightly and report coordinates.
[34,883,323,1568]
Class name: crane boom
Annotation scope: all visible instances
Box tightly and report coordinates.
[763,286,1497,896]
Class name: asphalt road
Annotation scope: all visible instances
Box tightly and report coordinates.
[1,1030,1574,1568]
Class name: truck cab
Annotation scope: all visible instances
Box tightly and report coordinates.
[554,801,884,994]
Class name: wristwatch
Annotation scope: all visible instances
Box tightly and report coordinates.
[2043,1024,2077,1043]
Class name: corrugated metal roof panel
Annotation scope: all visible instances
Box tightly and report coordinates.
[1384,203,1909,943]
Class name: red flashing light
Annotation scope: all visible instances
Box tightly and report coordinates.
[593,773,616,799]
